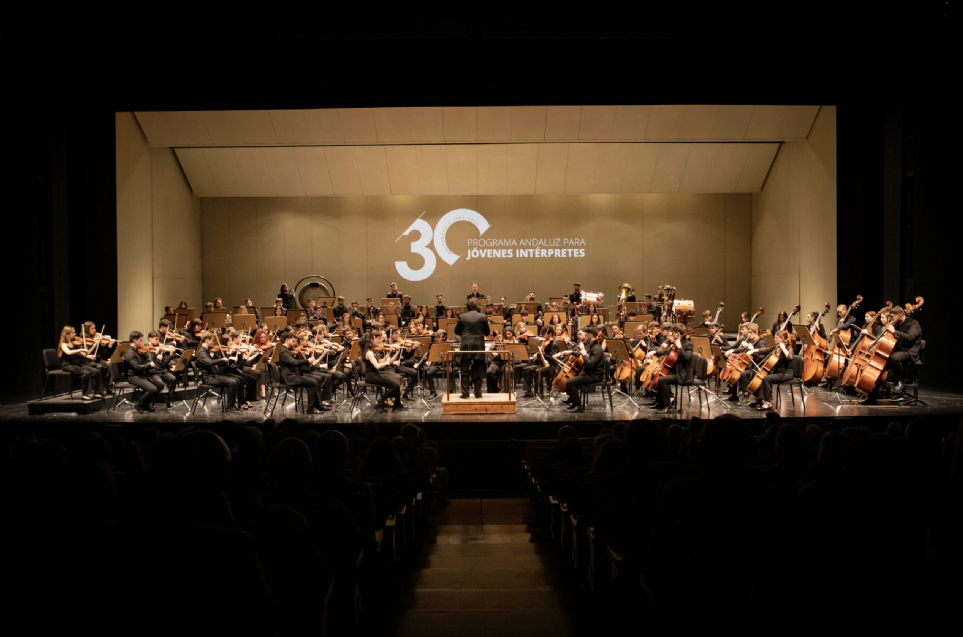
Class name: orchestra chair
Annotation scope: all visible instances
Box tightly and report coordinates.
[672,354,710,415]
[350,360,383,411]
[40,349,76,401]
[264,361,306,417]
[189,361,226,415]
[575,357,614,410]
[899,339,928,407]
[106,362,138,413]
[772,355,806,414]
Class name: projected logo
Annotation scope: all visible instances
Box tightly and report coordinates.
[395,209,490,282]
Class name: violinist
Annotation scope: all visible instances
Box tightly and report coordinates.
[547,313,563,328]
[361,330,404,410]
[387,326,418,401]
[123,331,168,412]
[221,332,259,409]
[423,329,449,397]
[516,312,533,341]
[643,323,693,412]
[520,326,555,397]
[296,334,335,409]
[158,319,185,351]
[314,326,348,397]
[387,281,403,299]
[80,321,116,386]
[744,329,795,411]
[57,325,106,400]
[278,334,327,414]
[182,318,204,352]
[861,306,921,405]
[195,332,241,411]
[145,330,179,407]
[560,326,605,412]
[649,321,666,346]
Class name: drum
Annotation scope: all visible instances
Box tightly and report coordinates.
[673,299,695,320]
[581,291,605,305]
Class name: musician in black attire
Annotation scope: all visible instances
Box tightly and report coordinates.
[361,331,404,410]
[454,299,490,398]
[422,329,450,397]
[466,282,484,300]
[122,331,166,412]
[333,296,349,322]
[145,330,179,407]
[643,294,657,316]
[771,311,789,335]
[434,295,447,328]
[643,323,693,412]
[499,296,512,323]
[561,326,604,412]
[195,332,241,411]
[305,299,326,323]
[278,334,326,414]
[400,295,416,327]
[279,284,295,310]
[364,297,379,321]
[708,322,727,348]
[387,282,403,299]
[745,330,796,410]
[486,330,508,393]
[220,333,258,409]
[568,282,582,307]
[57,325,106,400]
[348,301,366,322]
[387,327,418,401]
[520,326,557,397]
[863,306,921,405]
[829,304,858,344]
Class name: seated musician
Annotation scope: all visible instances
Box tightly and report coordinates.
[338,311,355,333]
[387,281,403,299]
[516,312,533,341]
[204,301,215,314]
[333,296,349,322]
[467,282,484,301]
[708,322,727,348]
[269,298,286,317]
[123,331,168,412]
[349,300,366,321]
[498,297,511,323]
[829,303,858,343]
[195,331,242,411]
[387,326,418,401]
[213,297,225,311]
[643,294,657,316]
[400,295,416,327]
[80,321,116,388]
[723,322,750,353]
[619,325,649,395]
[640,323,693,412]
[296,334,335,409]
[547,313,563,327]
[243,298,260,322]
[520,326,556,398]
[305,299,326,323]
[339,326,358,391]
[648,321,666,346]
[158,318,185,351]
[423,329,449,398]
[278,334,328,414]
[434,295,447,325]
[145,330,179,407]
[57,325,106,401]
[771,311,789,335]
[699,310,714,327]
[802,310,828,353]
[744,329,795,411]
[560,326,605,413]
[861,306,921,405]
[361,330,404,410]
[222,332,259,409]
[525,292,544,326]
[485,329,508,393]
[726,323,763,401]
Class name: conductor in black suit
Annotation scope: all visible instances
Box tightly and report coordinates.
[454,299,491,398]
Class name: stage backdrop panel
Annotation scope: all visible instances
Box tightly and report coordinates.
[751,106,837,323]
[199,193,752,321]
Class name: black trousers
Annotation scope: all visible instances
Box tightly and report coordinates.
[460,356,485,395]
[658,373,682,404]
[128,374,163,408]
[486,361,505,393]
[304,371,333,403]
[63,364,105,397]
[290,375,321,408]
[227,368,257,403]
[565,372,601,403]
[758,371,794,402]
[867,350,914,400]
[202,374,240,408]
[365,370,401,403]
[425,363,452,394]
[149,372,177,404]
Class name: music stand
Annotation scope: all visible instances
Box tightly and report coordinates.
[384,314,399,327]
[108,341,131,364]
[503,344,529,400]
[202,312,225,330]
[286,310,306,326]
[711,345,728,397]
[426,343,454,403]
[233,315,258,331]
[605,339,641,409]
[381,300,400,314]
[264,317,287,333]
[351,317,364,331]
[691,327,710,337]
[690,336,723,408]
[174,308,195,322]
[438,318,458,335]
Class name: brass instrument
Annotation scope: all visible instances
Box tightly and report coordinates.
[616,283,634,322]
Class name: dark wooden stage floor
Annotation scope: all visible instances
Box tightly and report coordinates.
[4,384,961,440]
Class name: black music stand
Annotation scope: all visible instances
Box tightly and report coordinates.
[519,338,551,409]
[419,343,453,409]
[503,344,529,400]
[690,336,725,408]
[606,339,641,409]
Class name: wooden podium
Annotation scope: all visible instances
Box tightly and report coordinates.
[441,393,516,415]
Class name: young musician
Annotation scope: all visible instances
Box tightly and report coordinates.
[862,306,921,405]
[243,298,261,322]
[466,282,484,300]
[569,282,582,307]
[305,299,326,323]
[361,331,404,410]
[560,326,605,412]
[145,330,179,407]
[520,326,555,398]
[423,329,449,398]
[365,297,378,321]
[80,321,116,386]
[643,294,657,315]
[277,333,327,414]
[744,329,795,411]
[400,295,416,327]
[525,292,543,325]
[270,298,286,317]
[771,311,789,335]
[434,295,447,324]
[349,301,366,321]
[387,326,419,401]
[498,297,512,323]
[221,332,259,409]
[642,323,693,412]
[279,284,295,309]
[333,296,349,322]
[387,282,403,299]
[699,310,714,327]
[296,334,334,409]
[708,322,727,348]
[213,297,225,311]
[57,326,106,400]
[123,331,168,412]
[486,329,508,393]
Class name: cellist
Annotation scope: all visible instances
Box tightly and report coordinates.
[859,306,921,405]
[642,323,693,412]
[561,326,605,413]
[744,329,795,411]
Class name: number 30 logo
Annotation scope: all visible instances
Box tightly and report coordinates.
[395,209,490,282]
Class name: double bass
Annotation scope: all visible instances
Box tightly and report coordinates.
[839,301,892,389]
[853,296,924,397]
[823,295,862,382]
[802,303,832,385]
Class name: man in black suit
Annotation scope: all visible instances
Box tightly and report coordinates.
[454,300,491,398]
[434,294,447,321]
[466,282,484,301]
[864,306,921,404]
[560,326,605,412]
[333,296,349,322]
[646,323,694,412]
[278,334,327,414]
[387,282,402,299]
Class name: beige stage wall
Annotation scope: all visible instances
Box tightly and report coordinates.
[751,106,837,325]
[116,113,203,338]
[199,193,751,321]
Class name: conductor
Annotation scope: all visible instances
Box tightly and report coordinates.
[454,299,491,398]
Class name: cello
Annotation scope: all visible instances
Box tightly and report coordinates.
[824,295,862,382]
[854,297,924,396]
[802,303,832,385]
[552,346,584,392]
[839,301,892,389]
[613,335,647,382]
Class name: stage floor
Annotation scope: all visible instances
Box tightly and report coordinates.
[3,385,962,437]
